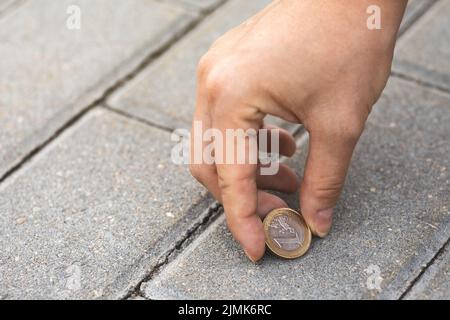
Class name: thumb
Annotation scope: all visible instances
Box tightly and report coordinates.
[300,121,363,237]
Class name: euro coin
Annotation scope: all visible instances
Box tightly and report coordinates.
[263,208,312,259]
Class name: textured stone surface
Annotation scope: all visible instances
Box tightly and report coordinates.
[394,0,450,90]
[405,244,450,300]
[0,0,15,12]
[0,0,196,178]
[142,77,450,299]
[399,0,436,34]
[0,108,210,299]
[108,0,298,133]
[0,0,15,9]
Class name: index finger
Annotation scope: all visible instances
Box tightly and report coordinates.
[213,105,266,263]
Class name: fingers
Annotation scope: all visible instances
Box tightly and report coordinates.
[300,120,363,237]
[256,124,299,193]
[191,58,298,262]
[256,191,288,219]
[191,108,298,197]
[261,124,296,157]
[190,86,293,262]
[212,106,265,262]
[256,125,299,193]
[218,161,265,262]
[192,160,290,218]
[190,78,220,198]
[256,163,299,193]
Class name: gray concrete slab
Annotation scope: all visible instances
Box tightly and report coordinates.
[394,0,450,91]
[0,0,12,6]
[0,0,197,179]
[0,108,212,299]
[0,0,14,11]
[404,243,449,300]
[399,0,436,35]
[108,0,298,133]
[142,77,450,299]
[0,0,26,19]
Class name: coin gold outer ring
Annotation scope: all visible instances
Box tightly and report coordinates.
[263,208,312,259]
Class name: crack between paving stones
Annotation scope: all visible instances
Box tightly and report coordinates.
[399,236,450,300]
[160,0,228,14]
[390,71,450,95]
[0,0,229,186]
[101,104,175,133]
[120,202,224,300]
[0,103,99,185]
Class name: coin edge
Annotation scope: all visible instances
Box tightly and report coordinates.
[263,208,312,259]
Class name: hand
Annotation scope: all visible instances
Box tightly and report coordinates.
[190,0,407,262]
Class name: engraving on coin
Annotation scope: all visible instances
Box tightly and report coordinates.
[263,208,312,259]
[269,215,304,251]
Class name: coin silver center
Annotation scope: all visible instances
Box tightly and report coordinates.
[269,215,305,251]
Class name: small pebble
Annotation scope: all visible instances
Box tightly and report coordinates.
[16,217,26,225]
[165,212,175,218]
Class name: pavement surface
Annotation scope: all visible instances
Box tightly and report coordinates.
[0,0,448,300]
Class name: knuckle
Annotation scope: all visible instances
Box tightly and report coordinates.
[197,53,214,81]
[203,58,251,105]
[189,164,204,182]
[217,179,229,194]
[217,173,233,192]
[304,176,344,204]
[198,52,260,114]
[204,64,236,102]
[322,113,365,142]
[217,172,254,195]
[308,98,368,143]
[339,120,365,141]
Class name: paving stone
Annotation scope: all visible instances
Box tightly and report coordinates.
[0,0,15,12]
[0,108,211,299]
[108,0,298,133]
[142,77,450,299]
[0,0,196,179]
[405,243,450,300]
[399,0,436,34]
[0,0,25,19]
[394,0,450,91]
[0,0,15,9]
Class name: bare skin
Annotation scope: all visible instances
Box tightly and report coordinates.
[190,0,408,262]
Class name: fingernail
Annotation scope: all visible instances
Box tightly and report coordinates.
[244,249,258,264]
[314,208,333,238]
